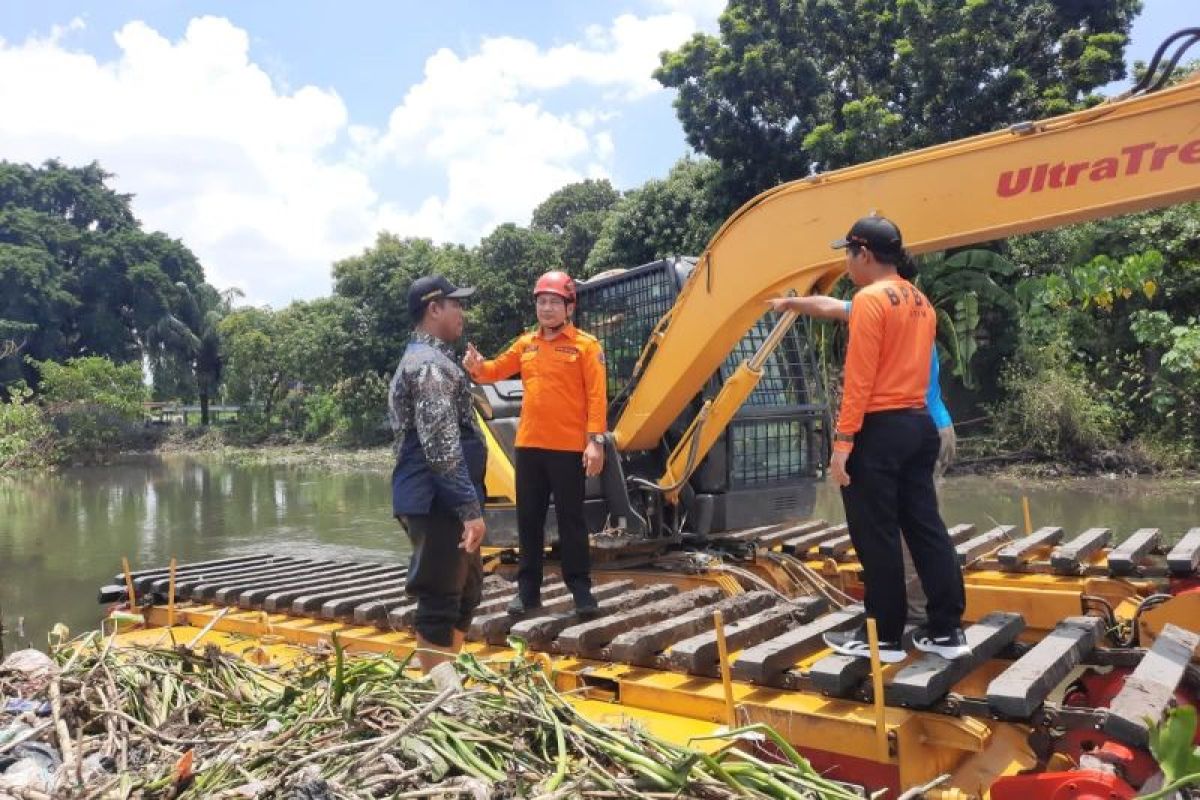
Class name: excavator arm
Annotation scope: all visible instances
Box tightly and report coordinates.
[613,71,1200,452]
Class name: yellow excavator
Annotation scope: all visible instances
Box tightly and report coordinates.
[476,35,1200,550]
[107,34,1200,800]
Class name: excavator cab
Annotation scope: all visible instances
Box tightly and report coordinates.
[478,257,830,546]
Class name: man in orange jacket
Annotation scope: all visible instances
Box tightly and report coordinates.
[771,216,968,664]
[463,270,608,618]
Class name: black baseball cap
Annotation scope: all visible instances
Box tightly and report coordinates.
[831,216,903,254]
[407,275,476,318]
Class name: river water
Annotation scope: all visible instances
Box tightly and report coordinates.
[1,454,1197,654]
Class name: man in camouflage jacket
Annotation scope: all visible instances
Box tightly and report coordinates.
[389,275,486,678]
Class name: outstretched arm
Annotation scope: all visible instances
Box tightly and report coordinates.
[765,295,850,321]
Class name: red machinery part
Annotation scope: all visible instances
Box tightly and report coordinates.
[1053,730,1159,789]
[1065,667,1200,746]
[990,770,1136,800]
[1168,578,1200,595]
[1063,668,1132,709]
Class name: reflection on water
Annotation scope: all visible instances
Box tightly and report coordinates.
[1,456,1197,653]
[0,454,403,652]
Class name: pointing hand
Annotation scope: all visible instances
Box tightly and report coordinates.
[462,342,484,373]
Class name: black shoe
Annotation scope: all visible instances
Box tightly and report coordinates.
[574,594,600,620]
[507,596,541,617]
[822,627,907,663]
[913,628,971,660]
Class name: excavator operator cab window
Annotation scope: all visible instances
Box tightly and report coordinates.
[576,258,830,531]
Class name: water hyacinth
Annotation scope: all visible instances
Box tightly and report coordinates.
[0,632,866,799]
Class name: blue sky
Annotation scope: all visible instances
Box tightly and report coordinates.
[0,0,1187,305]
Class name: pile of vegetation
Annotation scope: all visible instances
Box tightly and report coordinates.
[0,637,862,799]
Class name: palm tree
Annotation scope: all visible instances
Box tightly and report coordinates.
[192,286,242,425]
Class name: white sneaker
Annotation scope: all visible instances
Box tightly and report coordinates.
[428,661,464,694]
[823,627,907,664]
[912,628,971,660]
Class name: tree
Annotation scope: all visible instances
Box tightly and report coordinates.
[656,0,1140,197]
[30,355,149,464]
[332,234,476,375]
[275,297,356,390]
[187,285,241,425]
[218,308,285,425]
[915,250,1020,392]
[531,179,620,274]
[465,224,562,353]
[1005,204,1200,453]
[33,356,146,419]
[0,160,217,396]
[584,158,728,274]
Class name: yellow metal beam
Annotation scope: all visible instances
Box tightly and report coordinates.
[615,76,1200,449]
[478,410,516,503]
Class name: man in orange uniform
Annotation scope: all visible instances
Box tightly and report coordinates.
[799,216,968,663]
[463,270,608,618]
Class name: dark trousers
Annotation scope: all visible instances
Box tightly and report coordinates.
[399,511,483,647]
[840,409,965,643]
[515,447,591,603]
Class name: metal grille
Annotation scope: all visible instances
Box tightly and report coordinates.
[722,314,821,408]
[729,417,819,487]
[576,264,678,399]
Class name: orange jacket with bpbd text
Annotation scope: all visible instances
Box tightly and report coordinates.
[834,277,936,454]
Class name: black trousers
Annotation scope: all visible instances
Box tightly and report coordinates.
[515,447,591,603]
[840,409,965,643]
[399,511,483,647]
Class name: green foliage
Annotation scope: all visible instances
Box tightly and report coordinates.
[991,340,1120,462]
[0,159,218,398]
[331,372,389,446]
[0,384,55,470]
[531,179,620,274]
[656,0,1139,194]
[1007,207,1200,464]
[33,356,146,419]
[333,234,476,375]
[1125,310,1200,443]
[468,224,561,353]
[915,250,1020,392]
[301,390,341,442]
[1025,250,1163,312]
[218,308,285,427]
[585,158,728,275]
[275,297,356,389]
[1147,706,1200,797]
[28,356,148,464]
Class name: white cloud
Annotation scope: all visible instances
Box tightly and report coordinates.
[0,9,710,305]
[368,11,701,244]
[650,0,725,30]
[0,16,374,304]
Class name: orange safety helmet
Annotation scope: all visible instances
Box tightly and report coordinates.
[533,270,576,302]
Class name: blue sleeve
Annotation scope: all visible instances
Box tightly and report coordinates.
[843,300,852,314]
[927,346,953,429]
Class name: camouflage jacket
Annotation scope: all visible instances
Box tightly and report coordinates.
[388,330,484,521]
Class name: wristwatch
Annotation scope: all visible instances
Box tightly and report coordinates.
[589,434,606,446]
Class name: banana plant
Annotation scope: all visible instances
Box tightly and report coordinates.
[914,249,1020,390]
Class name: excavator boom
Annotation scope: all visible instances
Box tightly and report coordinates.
[613,73,1200,451]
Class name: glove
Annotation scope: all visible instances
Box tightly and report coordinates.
[935,425,957,478]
